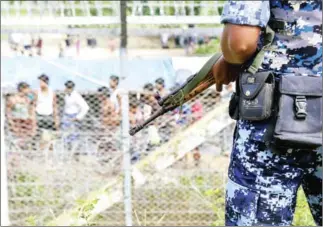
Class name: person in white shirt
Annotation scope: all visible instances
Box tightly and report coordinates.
[62,80,89,148]
[22,33,32,56]
[35,74,58,130]
[139,83,161,149]
[109,75,121,114]
[34,74,59,149]
[63,81,89,121]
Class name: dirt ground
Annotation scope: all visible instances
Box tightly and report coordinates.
[1,35,188,58]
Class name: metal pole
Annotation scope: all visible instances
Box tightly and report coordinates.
[120,0,127,48]
[120,1,132,226]
[1,95,10,226]
[121,92,132,226]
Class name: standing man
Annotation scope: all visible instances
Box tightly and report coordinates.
[97,86,120,130]
[6,82,36,148]
[140,83,161,148]
[141,83,159,117]
[109,75,122,114]
[75,35,80,57]
[22,33,32,56]
[62,81,89,150]
[96,86,121,162]
[154,77,168,97]
[35,36,43,56]
[213,1,322,226]
[35,74,59,149]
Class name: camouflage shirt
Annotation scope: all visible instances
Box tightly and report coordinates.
[221,0,322,77]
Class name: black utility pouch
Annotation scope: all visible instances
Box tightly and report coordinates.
[229,89,240,120]
[273,75,322,149]
[228,26,276,122]
[239,71,275,121]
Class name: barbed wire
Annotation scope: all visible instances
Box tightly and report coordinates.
[3,77,234,225]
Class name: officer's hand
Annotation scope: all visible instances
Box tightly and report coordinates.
[211,56,241,92]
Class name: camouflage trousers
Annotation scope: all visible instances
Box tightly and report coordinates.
[226,120,322,226]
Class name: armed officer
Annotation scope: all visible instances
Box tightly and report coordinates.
[212,0,322,226]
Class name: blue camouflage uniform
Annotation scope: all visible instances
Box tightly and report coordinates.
[221,0,322,226]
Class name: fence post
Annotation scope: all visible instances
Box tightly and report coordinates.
[120,1,132,225]
[121,91,132,226]
[1,95,10,226]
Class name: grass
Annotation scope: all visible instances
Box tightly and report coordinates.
[8,172,70,226]
[194,38,221,55]
[7,168,317,226]
[293,188,316,226]
[88,175,315,226]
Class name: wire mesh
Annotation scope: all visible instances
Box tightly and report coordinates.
[3,74,235,225]
[1,2,234,225]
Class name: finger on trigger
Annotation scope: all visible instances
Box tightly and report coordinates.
[216,83,223,92]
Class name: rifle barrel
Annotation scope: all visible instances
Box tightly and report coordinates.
[129,107,166,136]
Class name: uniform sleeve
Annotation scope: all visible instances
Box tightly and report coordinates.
[221,1,271,28]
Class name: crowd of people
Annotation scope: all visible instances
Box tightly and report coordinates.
[5,75,90,152]
[8,31,209,58]
[9,33,43,57]
[59,34,98,58]
[8,33,98,58]
[5,73,233,164]
[5,74,121,147]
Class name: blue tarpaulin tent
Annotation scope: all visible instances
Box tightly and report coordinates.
[1,56,176,92]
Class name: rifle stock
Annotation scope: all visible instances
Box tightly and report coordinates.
[183,72,215,102]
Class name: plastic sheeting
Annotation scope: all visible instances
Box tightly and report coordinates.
[1,56,176,92]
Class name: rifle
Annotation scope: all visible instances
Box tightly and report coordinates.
[129,53,222,136]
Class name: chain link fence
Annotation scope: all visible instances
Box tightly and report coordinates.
[1,1,319,225]
[3,72,235,225]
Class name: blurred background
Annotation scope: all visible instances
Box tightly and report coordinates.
[0,1,314,226]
